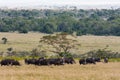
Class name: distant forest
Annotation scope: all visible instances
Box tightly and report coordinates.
[0,8,120,36]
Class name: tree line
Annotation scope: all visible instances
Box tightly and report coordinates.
[0,8,120,35]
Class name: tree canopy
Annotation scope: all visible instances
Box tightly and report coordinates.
[40,33,80,57]
[0,9,120,36]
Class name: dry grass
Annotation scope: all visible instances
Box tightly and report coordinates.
[1,32,120,54]
[0,32,46,52]
[77,35,120,53]
[0,32,120,80]
[0,62,120,80]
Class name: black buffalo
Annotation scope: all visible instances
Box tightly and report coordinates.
[79,58,86,65]
[25,57,64,66]
[1,59,20,66]
[104,57,108,63]
[37,58,49,66]
[24,58,49,66]
[79,58,96,65]
[94,58,101,62]
[35,58,64,66]
[24,58,37,65]
[11,60,20,66]
[48,58,64,65]
[63,57,76,64]
[86,58,96,64]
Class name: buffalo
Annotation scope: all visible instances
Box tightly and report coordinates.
[24,58,37,65]
[79,58,86,65]
[86,58,96,64]
[24,58,49,66]
[63,57,76,64]
[11,60,21,66]
[104,57,108,63]
[37,58,49,66]
[1,59,20,66]
[24,57,65,66]
[48,58,64,65]
[94,58,101,62]
[79,58,96,65]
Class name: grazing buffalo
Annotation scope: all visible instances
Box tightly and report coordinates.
[94,58,101,62]
[79,58,97,65]
[24,58,49,66]
[11,60,21,66]
[38,58,49,66]
[25,57,64,66]
[24,58,37,65]
[48,58,64,65]
[104,57,108,63]
[35,58,64,66]
[86,58,96,64]
[1,59,20,66]
[79,59,86,65]
[64,57,76,64]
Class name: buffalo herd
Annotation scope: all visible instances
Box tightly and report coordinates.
[79,57,108,65]
[0,59,20,66]
[0,57,108,66]
[24,57,75,66]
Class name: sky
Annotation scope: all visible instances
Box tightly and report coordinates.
[0,0,120,9]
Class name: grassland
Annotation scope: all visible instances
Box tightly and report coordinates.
[0,61,120,80]
[1,32,120,54]
[0,32,45,52]
[0,32,120,80]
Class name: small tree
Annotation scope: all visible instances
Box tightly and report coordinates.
[6,47,16,57]
[7,47,13,52]
[30,48,47,58]
[2,37,7,44]
[19,29,28,34]
[83,48,119,59]
[40,32,80,57]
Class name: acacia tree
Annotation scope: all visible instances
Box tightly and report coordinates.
[40,32,80,57]
[2,37,7,44]
[7,47,16,57]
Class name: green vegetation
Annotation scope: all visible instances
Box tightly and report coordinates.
[0,9,120,36]
[1,37,7,44]
[40,33,80,57]
[0,9,120,80]
[79,48,120,58]
[109,58,120,62]
[0,32,120,61]
[0,32,120,54]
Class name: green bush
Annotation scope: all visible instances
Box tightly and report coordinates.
[19,28,28,34]
[109,58,120,62]
[59,52,73,58]
[81,48,120,59]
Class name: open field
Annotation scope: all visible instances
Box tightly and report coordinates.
[1,32,120,54]
[0,32,45,52]
[0,32,120,80]
[0,62,120,80]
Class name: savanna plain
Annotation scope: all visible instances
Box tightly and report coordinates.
[0,32,120,80]
[0,62,120,80]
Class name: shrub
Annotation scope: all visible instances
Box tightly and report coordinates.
[1,37,7,44]
[59,52,73,58]
[19,28,28,34]
[81,48,120,59]
[30,48,47,58]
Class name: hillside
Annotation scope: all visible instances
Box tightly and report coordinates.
[0,9,120,36]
